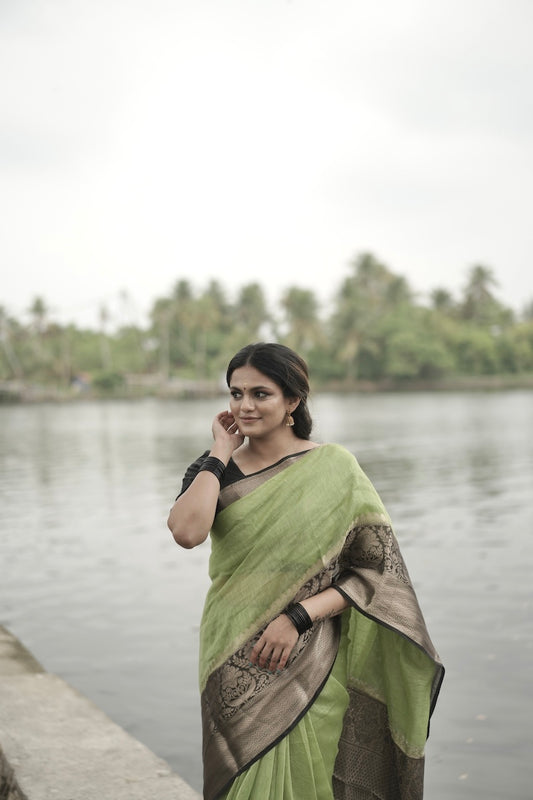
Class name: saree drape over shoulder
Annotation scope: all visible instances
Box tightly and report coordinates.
[198,444,443,800]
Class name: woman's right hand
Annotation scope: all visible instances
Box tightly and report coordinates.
[211,410,245,458]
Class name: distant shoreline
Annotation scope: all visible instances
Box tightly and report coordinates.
[2,373,533,404]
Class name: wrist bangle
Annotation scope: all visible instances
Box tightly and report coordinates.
[284,602,313,636]
[198,456,226,485]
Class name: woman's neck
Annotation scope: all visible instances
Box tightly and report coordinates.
[235,431,314,471]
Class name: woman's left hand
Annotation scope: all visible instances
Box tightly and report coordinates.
[250,614,299,672]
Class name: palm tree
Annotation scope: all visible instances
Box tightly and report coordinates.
[461,265,496,317]
[151,298,173,379]
[330,252,413,379]
[171,279,196,366]
[0,306,23,378]
[194,281,231,375]
[98,304,113,371]
[234,283,270,340]
[521,299,533,322]
[27,295,50,374]
[431,288,456,314]
[460,264,513,327]
[29,296,48,334]
[281,287,322,354]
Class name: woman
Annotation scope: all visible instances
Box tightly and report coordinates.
[168,342,443,800]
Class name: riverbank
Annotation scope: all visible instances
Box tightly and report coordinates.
[2,372,533,403]
[0,626,200,800]
[0,375,221,403]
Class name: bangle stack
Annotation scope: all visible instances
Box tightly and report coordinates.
[198,456,226,485]
[284,602,313,636]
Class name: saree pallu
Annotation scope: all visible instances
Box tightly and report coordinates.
[199,444,443,800]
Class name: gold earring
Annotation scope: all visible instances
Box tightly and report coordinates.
[286,410,295,427]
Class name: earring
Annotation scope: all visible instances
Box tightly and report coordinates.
[286,410,295,427]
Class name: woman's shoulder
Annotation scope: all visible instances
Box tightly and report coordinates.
[316,442,358,463]
[313,443,367,478]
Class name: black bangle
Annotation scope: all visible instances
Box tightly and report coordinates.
[198,456,226,485]
[284,603,313,636]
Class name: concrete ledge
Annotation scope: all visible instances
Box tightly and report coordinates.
[0,627,45,678]
[0,627,201,800]
[0,749,23,800]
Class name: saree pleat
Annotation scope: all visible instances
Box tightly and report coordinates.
[220,661,349,800]
[199,444,443,800]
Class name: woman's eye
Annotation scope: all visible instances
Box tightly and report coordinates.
[256,391,268,399]
[230,391,242,399]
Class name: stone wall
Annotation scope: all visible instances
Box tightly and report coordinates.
[0,626,200,800]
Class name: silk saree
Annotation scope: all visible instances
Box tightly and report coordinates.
[198,444,443,800]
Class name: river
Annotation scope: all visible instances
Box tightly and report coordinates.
[1,392,532,798]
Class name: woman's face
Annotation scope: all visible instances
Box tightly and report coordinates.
[228,365,296,439]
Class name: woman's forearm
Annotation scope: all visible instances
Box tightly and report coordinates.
[252,586,350,672]
[298,586,350,622]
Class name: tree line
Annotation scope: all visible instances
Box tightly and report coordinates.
[1,252,533,394]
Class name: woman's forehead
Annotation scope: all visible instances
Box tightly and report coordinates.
[229,365,278,388]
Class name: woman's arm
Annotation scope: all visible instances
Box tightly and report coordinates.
[167,411,244,549]
[250,587,349,671]
[299,586,350,624]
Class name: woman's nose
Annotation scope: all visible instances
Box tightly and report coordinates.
[241,393,255,410]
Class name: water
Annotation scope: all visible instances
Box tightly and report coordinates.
[1,392,532,798]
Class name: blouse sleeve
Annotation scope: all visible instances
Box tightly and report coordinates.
[176,450,210,498]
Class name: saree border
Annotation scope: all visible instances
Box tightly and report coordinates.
[332,584,444,736]
[208,619,341,800]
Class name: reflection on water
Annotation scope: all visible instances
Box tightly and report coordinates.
[1,392,532,799]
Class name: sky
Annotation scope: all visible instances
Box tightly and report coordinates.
[2,0,532,329]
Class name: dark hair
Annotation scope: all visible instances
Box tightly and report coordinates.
[226,342,313,440]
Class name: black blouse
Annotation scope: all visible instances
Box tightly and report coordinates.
[178,451,245,496]
[178,449,314,497]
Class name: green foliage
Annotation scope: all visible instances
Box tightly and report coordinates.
[496,323,533,372]
[454,327,499,374]
[1,253,532,390]
[329,252,415,379]
[459,264,514,328]
[234,283,270,340]
[430,288,457,315]
[92,371,125,392]
[281,287,323,355]
[382,313,455,380]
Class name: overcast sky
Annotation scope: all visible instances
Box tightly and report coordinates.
[2,0,532,328]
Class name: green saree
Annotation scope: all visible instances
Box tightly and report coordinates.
[199,444,443,800]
